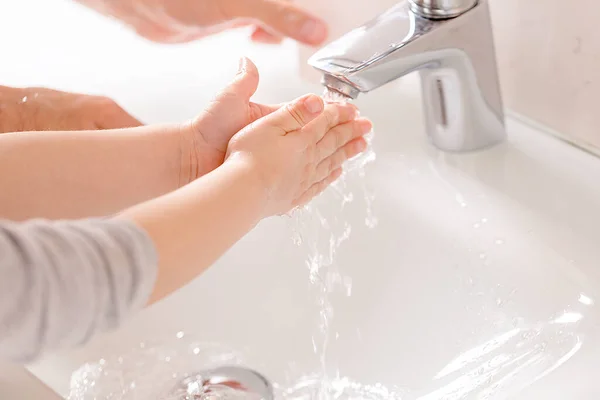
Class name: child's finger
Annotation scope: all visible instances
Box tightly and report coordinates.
[298,102,358,144]
[313,137,367,183]
[315,118,371,161]
[262,94,324,134]
[293,167,343,207]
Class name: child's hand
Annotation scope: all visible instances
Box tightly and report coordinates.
[183,57,281,179]
[225,93,372,216]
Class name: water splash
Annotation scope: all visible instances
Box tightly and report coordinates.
[67,334,246,400]
[281,375,403,400]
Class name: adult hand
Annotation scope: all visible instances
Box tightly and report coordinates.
[0,86,142,133]
[75,0,328,45]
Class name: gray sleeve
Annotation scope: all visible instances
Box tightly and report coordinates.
[0,218,158,363]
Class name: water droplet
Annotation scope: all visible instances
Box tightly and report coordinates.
[129,382,136,389]
[193,347,200,355]
[495,298,504,307]
[365,216,378,228]
[21,96,28,103]
[579,293,594,305]
[176,331,185,339]
[473,223,481,229]
[495,239,504,245]
[164,356,171,362]
[481,218,488,223]
[521,330,538,340]
[552,311,583,324]
[479,253,487,260]
[292,232,303,246]
[342,192,354,206]
[537,342,548,351]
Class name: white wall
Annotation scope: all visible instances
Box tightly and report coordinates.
[490,0,600,152]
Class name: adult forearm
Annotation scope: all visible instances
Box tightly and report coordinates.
[0,86,24,133]
[119,159,267,304]
[0,125,193,220]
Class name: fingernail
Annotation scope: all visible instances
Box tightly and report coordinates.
[300,19,327,43]
[237,57,247,73]
[358,119,373,134]
[304,95,324,114]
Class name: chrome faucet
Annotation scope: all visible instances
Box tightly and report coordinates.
[308,0,505,152]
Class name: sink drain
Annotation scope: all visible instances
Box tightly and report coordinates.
[167,366,274,400]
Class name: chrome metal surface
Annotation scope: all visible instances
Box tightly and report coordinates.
[409,0,478,19]
[308,0,505,152]
[169,366,274,400]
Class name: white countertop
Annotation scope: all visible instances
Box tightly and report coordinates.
[0,363,62,400]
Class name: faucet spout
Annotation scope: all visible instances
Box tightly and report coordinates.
[308,0,505,152]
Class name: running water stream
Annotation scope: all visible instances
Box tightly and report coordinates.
[282,89,385,400]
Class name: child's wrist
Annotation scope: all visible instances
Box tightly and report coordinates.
[176,122,203,187]
[222,153,271,218]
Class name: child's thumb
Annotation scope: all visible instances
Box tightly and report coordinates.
[224,57,260,101]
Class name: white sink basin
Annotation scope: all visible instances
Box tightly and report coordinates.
[2,1,600,399]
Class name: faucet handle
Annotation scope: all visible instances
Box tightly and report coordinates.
[409,0,478,19]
